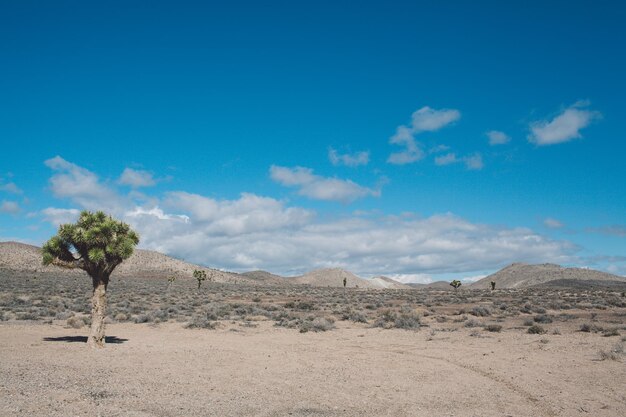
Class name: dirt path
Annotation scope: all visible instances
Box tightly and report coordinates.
[1,321,624,416]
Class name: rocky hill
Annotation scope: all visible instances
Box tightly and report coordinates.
[241,270,290,286]
[0,241,255,284]
[291,268,375,288]
[471,263,626,289]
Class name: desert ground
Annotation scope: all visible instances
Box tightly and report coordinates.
[1,270,625,416]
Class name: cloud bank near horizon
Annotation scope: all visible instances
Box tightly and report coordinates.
[34,156,581,281]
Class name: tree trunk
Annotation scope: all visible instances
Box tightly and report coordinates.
[88,275,109,348]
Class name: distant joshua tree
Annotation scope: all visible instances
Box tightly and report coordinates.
[450,280,462,290]
[343,277,347,288]
[193,269,208,290]
[490,281,496,291]
[167,275,176,290]
[42,211,139,348]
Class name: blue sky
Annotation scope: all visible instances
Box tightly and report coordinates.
[1,1,625,281]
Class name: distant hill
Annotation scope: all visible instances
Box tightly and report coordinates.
[292,268,375,288]
[530,279,626,291]
[291,268,410,289]
[0,241,256,284]
[471,263,626,289]
[241,270,290,286]
[368,276,411,289]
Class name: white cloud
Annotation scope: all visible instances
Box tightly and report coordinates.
[486,130,510,145]
[328,148,369,167]
[269,165,381,203]
[118,168,156,188]
[434,153,458,166]
[45,156,125,214]
[464,153,484,170]
[0,201,20,214]
[434,152,483,170]
[385,274,433,284]
[0,182,22,194]
[39,158,578,278]
[387,126,425,164]
[528,101,601,146]
[411,106,461,133]
[41,207,80,226]
[544,218,564,229]
[388,106,460,165]
[164,191,313,234]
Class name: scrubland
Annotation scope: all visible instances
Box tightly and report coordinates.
[1,271,625,416]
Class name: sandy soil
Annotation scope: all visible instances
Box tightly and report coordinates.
[1,321,624,417]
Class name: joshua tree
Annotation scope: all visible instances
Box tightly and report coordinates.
[490,281,496,291]
[166,275,176,291]
[193,269,207,289]
[450,280,462,290]
[42,211,139,348]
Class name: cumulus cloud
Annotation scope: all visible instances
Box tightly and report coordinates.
[41,207,80,225]
[269,165,381,203]
[486,130,511,145]
[544,218,564,229]
[464,153,484,170]
[434,153,458,166]
[118,168,156,188]
[328,148,369,167]
[45,156,125,213]
[0,182,22,194]
[434,152,483,170]
[528,101,601,146]
[0,201,20,214]
[39,158,578,280]
[411,106,461,133]
[388,106,460,165]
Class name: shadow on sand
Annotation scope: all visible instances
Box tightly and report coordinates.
[43,336,128,344]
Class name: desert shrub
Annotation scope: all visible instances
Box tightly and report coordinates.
[470,306,491,317]
[534,315,553,324]
[602,328,620,337]
[598,343,623,361]
[464,319,482,328]
[523,318,534,326]
[114,313,129,322]
[67,316,85,328]
[527,324,546,334]
[344,310,368,323]
[394,312,421,330]
[134,314,151,323]
[55,310,74,320]
[185,315,218,329]
[373,309,397,329]
[580,323,604,333]
[301,317,335,333]
[16,311,39,320]
[484,324,502,333]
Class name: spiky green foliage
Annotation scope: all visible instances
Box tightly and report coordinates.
[450,280,462,290]
[193,269,207,289]
[42,211,139,278]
